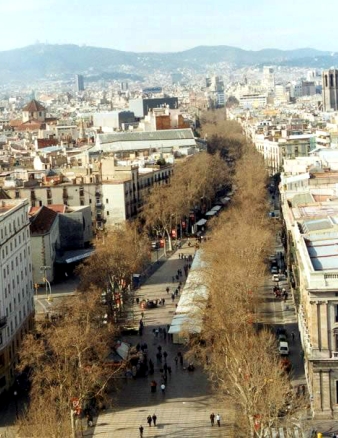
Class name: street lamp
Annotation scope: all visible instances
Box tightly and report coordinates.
[40,266,53,301]
[13,390,18,418]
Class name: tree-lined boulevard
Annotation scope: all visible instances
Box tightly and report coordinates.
[8,109,312,437]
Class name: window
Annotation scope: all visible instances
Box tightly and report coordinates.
[106,199,109,204]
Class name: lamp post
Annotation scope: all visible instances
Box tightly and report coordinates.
[13,390,18,419]
[40,266,52,301]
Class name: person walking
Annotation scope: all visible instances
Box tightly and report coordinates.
[139,425,144,437]
[152,414,157,426]
[161,383,166,394]
[174,356,178,366]
[147,415,152,427]
[216,413,221,427]
[166,286,170,294]
[210,412,215,426]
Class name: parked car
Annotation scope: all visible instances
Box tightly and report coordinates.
[278,334,287,343]
[272,274,280,282]
[271,266,278,274]
[278,341,289,356]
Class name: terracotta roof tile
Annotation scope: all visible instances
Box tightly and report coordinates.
[22,99,46,112]
[30,206,58,235]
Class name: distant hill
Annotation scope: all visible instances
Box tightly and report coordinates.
[0,44,337,82]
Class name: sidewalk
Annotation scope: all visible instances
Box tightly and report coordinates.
[89,241,235,437]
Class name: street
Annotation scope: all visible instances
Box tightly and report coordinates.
[89,241,235,437]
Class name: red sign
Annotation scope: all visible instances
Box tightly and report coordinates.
[70,397,82,415]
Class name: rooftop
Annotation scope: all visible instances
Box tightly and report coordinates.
[22,99,46,113]
[30,206,58,235]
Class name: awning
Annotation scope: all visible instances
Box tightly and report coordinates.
[55,248,95,264]
[205,210,217,216]
[195,218,207,226]
[211,205,222,212]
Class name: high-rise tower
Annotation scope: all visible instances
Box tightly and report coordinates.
[75,74,85,92]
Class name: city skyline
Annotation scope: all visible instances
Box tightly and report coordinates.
[1,0,338,54]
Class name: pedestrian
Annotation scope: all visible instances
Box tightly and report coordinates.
[171,293,175,302]
[163,351,168,361]
[175,356,178,366]
[216,413,221,427]
[139,425,144,437]
[161,383,166,393]
[155,328,159,337]
[150,380,157,393]
[210,412,215,426]
[175,288,178,296]
[291,331,295,341]
[162,298,166,305]
[147,415,152,427]
[141,311,144,318]
[86,413,93,427]
[168,365,172,375]
[163,328,167,340]
[152,414,157,426]
[166,286,170,294]
[136,297,140,305]
[172,276,175,283]
[157,345,162,353]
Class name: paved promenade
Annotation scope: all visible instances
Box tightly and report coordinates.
[89,242,234,437]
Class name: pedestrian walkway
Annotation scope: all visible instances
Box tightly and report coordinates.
[89,241,235,437]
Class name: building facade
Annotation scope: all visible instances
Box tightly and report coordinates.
[322,69,338,112]
[0,199,34,397]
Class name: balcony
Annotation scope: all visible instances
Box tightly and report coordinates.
[0,316,7,329]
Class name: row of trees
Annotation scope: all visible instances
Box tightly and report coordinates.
[190,113,306,436]
[142,151,230,251]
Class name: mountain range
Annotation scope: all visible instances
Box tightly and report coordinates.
[0,44,337,83]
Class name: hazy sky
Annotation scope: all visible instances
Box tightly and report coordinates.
[1,0,337,53]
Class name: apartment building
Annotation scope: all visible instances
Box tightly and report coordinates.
[279,155,338,418]
[3,159,173,230]
[0,199,34,397]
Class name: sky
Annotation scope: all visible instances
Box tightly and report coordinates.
[1,0,337,53]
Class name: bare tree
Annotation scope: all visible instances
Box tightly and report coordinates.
[16,288,122,437]
[77,222,150,297]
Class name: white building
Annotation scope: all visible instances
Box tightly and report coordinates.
[0,199,34,395]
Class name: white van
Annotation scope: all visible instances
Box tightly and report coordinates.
[279,341,289,356]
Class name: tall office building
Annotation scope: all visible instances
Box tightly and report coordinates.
[322,69,338,111]
[75,74,85,92]
[0,199,34,398]
[262,66,275,92]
